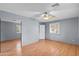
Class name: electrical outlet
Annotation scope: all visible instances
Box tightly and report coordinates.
[72,40,75,42]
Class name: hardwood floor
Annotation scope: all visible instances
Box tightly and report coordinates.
[76,45,79,56]
[0,39,79,56]
[0,39,21,53]
[22,40,78,56]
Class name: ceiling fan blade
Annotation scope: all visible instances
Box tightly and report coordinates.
[52,3,59,7]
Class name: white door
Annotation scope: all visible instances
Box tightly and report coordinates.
[40,25,45,39]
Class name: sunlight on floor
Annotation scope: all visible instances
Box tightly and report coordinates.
[16,41,22,56]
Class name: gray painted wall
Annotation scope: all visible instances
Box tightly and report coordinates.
[0,18,1,41]
[45,17,78,45]
[22,18,40,46]
[78,17,79,38]
[1,21,20,41]
[1,21,6,41]
[77,17,79,44]
[0,10,40,46]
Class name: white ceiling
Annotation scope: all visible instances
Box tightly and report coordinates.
[0,3,79,22]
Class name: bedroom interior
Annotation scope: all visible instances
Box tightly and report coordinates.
[0,3,79,56]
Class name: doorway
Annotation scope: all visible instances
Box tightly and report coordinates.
[40,25,45,39]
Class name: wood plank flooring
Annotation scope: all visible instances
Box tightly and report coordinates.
[0,39,21,53]
[0,39,79,56]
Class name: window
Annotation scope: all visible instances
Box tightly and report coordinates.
[49,23,60,34]
[16,24,21,33]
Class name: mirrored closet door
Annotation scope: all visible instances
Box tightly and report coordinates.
[0,19,22,55]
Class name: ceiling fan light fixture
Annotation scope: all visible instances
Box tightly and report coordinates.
[43,17,49,20]
[41,12,55,20]
[41,13,48,17]
[42,14,55,20]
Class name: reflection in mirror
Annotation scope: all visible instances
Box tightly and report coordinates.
[0,20,22,55]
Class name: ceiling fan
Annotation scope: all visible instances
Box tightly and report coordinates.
[41,11,55,20]
[35,3,59,20]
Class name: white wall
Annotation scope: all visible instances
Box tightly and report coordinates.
[22,18,40,46]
